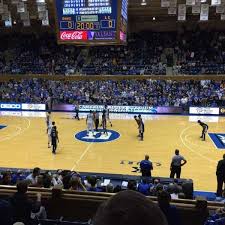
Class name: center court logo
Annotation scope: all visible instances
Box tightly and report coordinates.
[0,125,6,130]
[75,129,120,143]
[209,133,225,149]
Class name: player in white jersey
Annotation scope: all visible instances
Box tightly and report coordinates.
[104,105,112,127]
[86,110,94,136]
[46,112,52,148]
[46,112,51,130]
[47,121,53,148]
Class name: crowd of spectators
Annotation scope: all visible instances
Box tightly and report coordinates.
[1,30,225,75]
[1,167,225,225]
[0,167,194,225]
[1,78,224,107]
[0,168,192,198]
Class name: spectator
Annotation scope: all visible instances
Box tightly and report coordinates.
[0,171,12,185]
[92,190,168,225]
[127,180,137,191]
[181,179,193,199]
[34,175,44,188]
[138,178,152,195]
[0,79,224,107]
[62,172,72,189]
[26,167,40,186]
[158,191,181,225]
[86,176,102,192]
[10,180,41,224]
[11,171,26,185]
[30,203,47,221]
[150,179,164,196]
[51,173,63,187]
[140,155,153,177]
[42,173,52,188]
[0,199,12,225]
[216,154,225,197]
[167,184,180,200]
[106,183,114,193]
[69,177,87,191]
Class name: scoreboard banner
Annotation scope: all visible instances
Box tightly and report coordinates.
[21,104,46,111]
[54,0,128,45]
[0,103,45,111]
[0,103,21,110]
[52,104,183,114]
[189,107,220,115]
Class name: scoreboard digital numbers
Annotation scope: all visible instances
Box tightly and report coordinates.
[55,0,128,45]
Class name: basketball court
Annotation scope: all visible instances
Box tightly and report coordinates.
[0,111,224,192]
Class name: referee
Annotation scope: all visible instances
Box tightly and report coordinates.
[170,149,187,179]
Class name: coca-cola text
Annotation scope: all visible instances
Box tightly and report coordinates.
[60,31,88,41]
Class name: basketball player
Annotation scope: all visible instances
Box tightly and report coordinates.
[47,118,52,148]
[104,105,112,127]
[94,111,99,131]
[134,115,140,137]
[51,121,59,154]
[138,114,145,141]
[46,96,52,111]
[74,102,80,120]
[198,120,209,141]
[46,112,51,132]
[102,110,108,135]
[86,110,94,136]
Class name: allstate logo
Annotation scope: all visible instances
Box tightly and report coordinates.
[75,129,120,143]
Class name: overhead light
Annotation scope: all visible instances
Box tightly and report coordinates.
[141,0,147,6]
[153,17,156,20]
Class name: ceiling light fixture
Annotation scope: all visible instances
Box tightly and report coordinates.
[141,0,147,6]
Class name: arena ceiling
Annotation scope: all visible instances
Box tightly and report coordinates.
[0,0,225,32]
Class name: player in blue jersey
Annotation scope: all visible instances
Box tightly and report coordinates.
[51,121,59,154]
[138,115,145,141]
[134,115,145,141]
[198,120,209,141]
[102,110,108,135]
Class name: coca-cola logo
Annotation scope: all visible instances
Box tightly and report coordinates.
[60,31,87,41]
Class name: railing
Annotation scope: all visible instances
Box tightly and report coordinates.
[0,185,220,225]
[0,184,222,209]
[0,74,225,81]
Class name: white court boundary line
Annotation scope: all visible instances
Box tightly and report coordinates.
[70,143,93,171]
[180,124,217,164]
[0,117,31,142]
[0,125,22,142]
[184,134,213,150]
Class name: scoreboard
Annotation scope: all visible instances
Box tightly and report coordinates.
[55,0,128,45]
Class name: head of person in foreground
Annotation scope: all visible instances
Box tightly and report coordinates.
[92,190,168,225]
